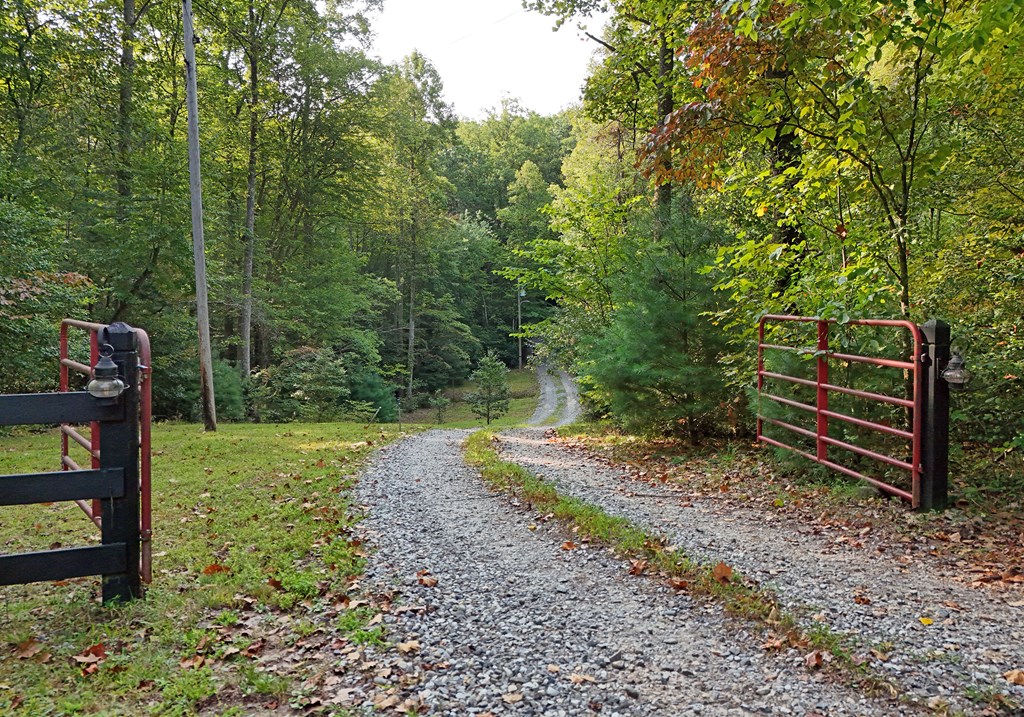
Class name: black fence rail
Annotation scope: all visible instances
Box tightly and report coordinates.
[0,323,142,603]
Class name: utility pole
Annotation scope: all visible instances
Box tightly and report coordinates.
[183,0,217,431]
[517,286,524,370]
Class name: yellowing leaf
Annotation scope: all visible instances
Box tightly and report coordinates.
[1004,669,1024,685]
[712,561,733,584]
[919,617,933,626]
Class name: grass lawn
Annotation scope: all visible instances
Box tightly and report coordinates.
[400,368,538,428]
[0,422,403,715]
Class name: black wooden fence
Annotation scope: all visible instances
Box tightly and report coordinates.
[0,323,142,602]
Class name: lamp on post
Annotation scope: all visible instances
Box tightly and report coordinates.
[87,344,126,400]
[941,354,971,391]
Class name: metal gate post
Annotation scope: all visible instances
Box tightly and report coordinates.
[919,319,950,510]
[816,320,829,461]
[99,323,142,602]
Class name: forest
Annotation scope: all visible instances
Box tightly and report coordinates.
[1,0,1022,452]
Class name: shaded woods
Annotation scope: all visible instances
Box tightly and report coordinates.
[2,0,1022,457]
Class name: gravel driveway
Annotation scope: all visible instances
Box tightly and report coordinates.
[358,435,914,716]
[495,428,1024,715]
[353,371,1023,716]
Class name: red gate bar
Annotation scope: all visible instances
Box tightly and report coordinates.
[60,320,153,583]
[757,315,924,507]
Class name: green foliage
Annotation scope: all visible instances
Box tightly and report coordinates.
[250,347,350,422]
[0,197,95,394]
[213,360,246,422]
[428,389,451,424]
[465,352,511,424]
[587,209,731,435]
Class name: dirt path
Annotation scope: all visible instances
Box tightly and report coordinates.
[529,364,581,427]
[496,428,1024,715]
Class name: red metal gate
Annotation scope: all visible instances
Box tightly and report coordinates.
[60,319,153,583]
[757,315,925,507]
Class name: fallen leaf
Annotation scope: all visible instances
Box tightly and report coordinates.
[241,639,265,658]
[547,664,560,673]
[73,643,106,664]
[201,563,229,575]
[561,541,578,551]
[919,617,934,626]
[854,594,872,605]
[628,559,648,575]
[804,650,832,670]
[15,639,43,660]
[396,640,420,654]
[373,695,399,709]
[869,648,890,662]
[1005,669,1024,686]
[502,692,523,703]
[668,578,689,591]
[712,561,733,584]
[179,654,205,669]
[418,574,438,587]
[569,673,596,684]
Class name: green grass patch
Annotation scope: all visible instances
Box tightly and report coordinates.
[0,422,402,714]
[463,430,905,701]
[401,368,539,428]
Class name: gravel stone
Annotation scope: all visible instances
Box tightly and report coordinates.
[497,423,1024,715]
[357,429,919,716]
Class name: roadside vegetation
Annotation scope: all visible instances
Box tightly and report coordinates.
[0,423,402,715]
[551,422,1024,591]
[399,368,537,429]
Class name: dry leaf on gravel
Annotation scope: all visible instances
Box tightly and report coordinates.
[712,561,733,584]
[561,540,577,551]
[569,673,596,684]
[919,617,934,626]
[547,664,560,673]
[373,694,399,710]
[1005,669,1024,685]
[804,650,832,670]
[502,692,523,703]
[396,640,420,654]
[416,570,438,587]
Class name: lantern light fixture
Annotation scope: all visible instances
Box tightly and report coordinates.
[87,344,126,399]
[941,353,971,391]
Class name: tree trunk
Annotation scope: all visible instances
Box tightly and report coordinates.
[654,33,673,236]
[239,9,258,380]
[117,0,136,220]
[406,212,418,399]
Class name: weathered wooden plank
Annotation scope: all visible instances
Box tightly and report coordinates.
[0,469,124,506]
[0,393,123,426]
[0,544,126,586]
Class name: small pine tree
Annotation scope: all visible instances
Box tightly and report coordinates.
[465,353,511,424]
[428,389,451,424]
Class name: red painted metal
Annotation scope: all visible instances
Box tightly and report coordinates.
[60,320,152,583]
[757,315,923,507]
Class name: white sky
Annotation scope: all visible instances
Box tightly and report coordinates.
[369,0,610,119]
